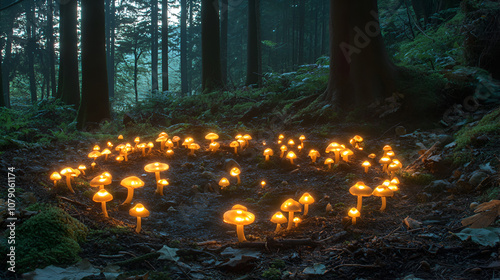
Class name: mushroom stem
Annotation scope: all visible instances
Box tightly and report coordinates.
[334,152,340,164]
[101,202,108,217]
[148,147,152,154]
[280,151,284,158]
[275,224,281,233]
[155,172,160,186]
[99,185,104,190]
[141,148,146,157]
[364,166,369,173]
[124,154,128,162]
[53,180,57,187]
[233,147,238,154]
[265,155,269,161]
[161,141,165,150]
[327,163,332,169]
[236,175,241,185]
[357,196,363,210]
[352,216,357,225]
[380,197,387,211]
[189,148,195,155]
[289,158,294,165]
[136,217,142,233]
[303,204,309,216]
[311,156,317,163]
[65,176,75,193]
[123,188,134,204]
[156,185,164,196]
[105,154,109,161]
[287,212,294,230]
[236,225,246,242]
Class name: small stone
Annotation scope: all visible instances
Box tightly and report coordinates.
[469,171,488,188]
[470,202,479,209]
[424,180,450,193]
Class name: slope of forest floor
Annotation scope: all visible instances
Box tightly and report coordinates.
[0,93,499,279]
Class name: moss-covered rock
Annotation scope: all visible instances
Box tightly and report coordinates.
[1,206,88,273]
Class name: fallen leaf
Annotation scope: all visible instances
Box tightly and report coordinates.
[461,200,500,228]
[23,259,100,280]
[158,245,180,262]
[453,228,500,247]
[219,247,261,269]
[303,263,327,275]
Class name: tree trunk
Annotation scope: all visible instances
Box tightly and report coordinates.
[297,0,305,65]
[151,0,159,93]
[59,0,80,107]
[186,0,193,93]
[47,0,57,97]
[180,0,188,94]
[105,0,116,99]
[220,0,228,86]
[77,0,110,130]
[161,0,169,91]
[26,0,37,104]
[2,19,13,107]
[0,53,4,107]
[246,0,261,86]
[201,0,223,92]
[324,0,397,111]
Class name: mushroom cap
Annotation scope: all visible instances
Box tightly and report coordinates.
[101,149,111,155]
[379,157,391,164]
[90,175,112,187]
[230,167,241,176]
[388,162,400,171]
[219,177,230,188]
[93,145,100,151]
[308,149,320,157]
[93,189,113,203]
[134,137,140,143]
[50,172,62,180]
[286,151,297,159]
[372,185,394,197]
[147,142,154,148]
[78,165,87,171]
[144,162,170,173]
[324,158,334,164]
[107,141,113,147]
[158,179,169,186]
[205,132,219,141]
[120,176,145,189]
[270,212,287,224]
[386,151,395,157]
[392,159,403,168]
[118,135,123,140]
[243,134,252,141]
[156,135,168,142]
[353,135,363,142]
[299,193,315,205]
[349,182,373,196]
[368,153,377,159]
[116,156,124,162]
[230,141,239,148]
[188,143,201,150]
[159,132,168,138]
[391,178,400,185]
[235,134,243,140]
[383,145,392,151]
[342,149,354,156]
[293,217,302,224]
[101,172,112,179]
[137,143,147,149]
[209,142,220,149]
[60,167,76,176]
[278,134,285,140]
[172,136,180,142]
[280,198,302,213]
[362,161,371,167]
[325,142,341,153]
[231,204,248,211]
[348,208,360,218]
[129,203,150,218]
[280,145,287,151]
[115,144,125,151]
[88,151,102,158]
[223,209,255,226]
[263,148,274,156]
[299,135,306,141]
[288,139,295,145]
[72,169,81,177]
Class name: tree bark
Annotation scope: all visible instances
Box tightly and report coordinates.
[0,53,4,107]
[297,0,305,65]
[180,0,188,94]
[220,0,228,86]
[26,0,37,104]
[77,0,110,130]
[59,0,80,107]
[151,0,159,93]
[2,16,13,107]
[105,0,116,99]
[246,0,261,86]
[161,0,169,91]
[47,0,57,97]
[201,0,223,92]
[324,0,397,111]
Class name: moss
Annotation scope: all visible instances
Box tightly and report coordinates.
[455,107,500,149]
[3,207,88,272]
[401,172,435,185]
[480,186,500,202]
[262,268,282,280]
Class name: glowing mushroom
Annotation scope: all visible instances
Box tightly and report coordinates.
[280,145,287,158]
[263,148,274,161]
[299,192,315,216]
[280,198,302,230]
[348,208,360,225]
[288,139,295,146]
[362,161,371,173]
[120,176,145,204]
[230,141,239,154]
[379,157,391,173]
[372,185,394,211]
[129,203,150,233]
[107,141,113,148]
[157,179,169,196]
[230,167,241,184]
[134,137,140,148]
[166,149,174,157]
[50,172,61,187]
[78,165,87,176]
[144,162,170,187]
[219,177,230,189]
[118,135,123,140]
[188,143,201,155]
[147,142,154,154]
[270,212,287,232]
[308,149,320,163]
[293,217,302,227]
[156,134,168,150]
[116,156,124,163]
[243,134,252,147]
[324,158,334,169]
[390,177,400,185]
[325,142,344,163]
[93,189,113,217]
[165,139,174,149]
[223,206,255,242]
[383,145,393,156]
[388,161,400,177]
[286,151,297,164]
[90,174,112,190]
[299,135,306,147]
[101,149,111,160]
[349,181,373,210]
[88,151,101,162]
[60,167,77,193]
[93,145,100,151]
[137,143,147,157]
[205,132,219,143]
[349,135,364,150]
[172,136,181,147]
[182,137,194,148]
[341,149,354,162]
[209,142,220,152]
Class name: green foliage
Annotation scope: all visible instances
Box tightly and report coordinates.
[455,107,500,149]
[1,206,88,272]
[480,186,500,202]
[270,259,286,269]
[262,267,282,280]
[401,172,435,185]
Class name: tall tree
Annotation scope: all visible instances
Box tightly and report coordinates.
[26,0,37,104]
[324,0,397,110]
[47,0,56,97]
[151,0,159,93]
[58,0,80,106]
[105,0,116,98]
[0,53,4,107]
[2,15,14,107]
[297,0,305,65]
[180,0,188,94]
[246,0,261,86]
[201,0,223,92]
[77,0,110,130]
[161,0,168,91]
[220,0,228,85]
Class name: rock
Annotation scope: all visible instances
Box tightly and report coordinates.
[201,171,217,181]
[469,171,488,188]
[395,126,407,136]
[470,202,479,209]
[453,179,473,194]
[437,134,454,147]
[424,180,451,193]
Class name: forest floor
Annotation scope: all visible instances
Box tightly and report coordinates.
[1,101,500,280]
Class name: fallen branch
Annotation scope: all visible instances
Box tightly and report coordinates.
[404,141,440,171]
[57,196,90,209]
[236,237,322,249]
